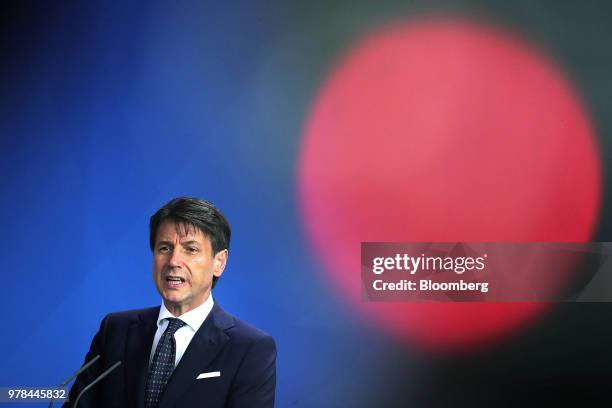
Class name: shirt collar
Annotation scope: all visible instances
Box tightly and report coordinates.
[157,294,215,332]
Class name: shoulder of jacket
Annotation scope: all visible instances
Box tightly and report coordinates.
[104,306,160,323]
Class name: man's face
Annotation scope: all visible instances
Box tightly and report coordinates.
[153,220,227,316]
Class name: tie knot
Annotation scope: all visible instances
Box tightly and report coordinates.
[165,318,185,336]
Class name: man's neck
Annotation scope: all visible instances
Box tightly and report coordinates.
[164,294,211,317]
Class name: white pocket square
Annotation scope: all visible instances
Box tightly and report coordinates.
[197,371,221,379]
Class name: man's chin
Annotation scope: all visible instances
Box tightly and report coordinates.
[161,292,188,306]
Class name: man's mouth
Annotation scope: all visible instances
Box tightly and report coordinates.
[164,276,186,288]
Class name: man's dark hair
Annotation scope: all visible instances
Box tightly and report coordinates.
[150,197,231,288]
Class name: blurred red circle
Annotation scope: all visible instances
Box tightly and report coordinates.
[298,18,601,352]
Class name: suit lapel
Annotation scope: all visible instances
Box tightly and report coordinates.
[125,307,159,408]
[158,303,234,408]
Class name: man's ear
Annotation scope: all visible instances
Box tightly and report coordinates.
[213,249,228,277]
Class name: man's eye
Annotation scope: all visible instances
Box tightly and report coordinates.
[158,246,171,253]
[186,247,198,253]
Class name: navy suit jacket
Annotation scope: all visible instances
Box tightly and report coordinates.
[64,303,276,408]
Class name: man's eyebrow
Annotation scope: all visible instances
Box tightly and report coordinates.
[180,240,201,246]
[156,240,174,246]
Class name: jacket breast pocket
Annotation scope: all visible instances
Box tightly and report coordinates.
[176,372,228,407]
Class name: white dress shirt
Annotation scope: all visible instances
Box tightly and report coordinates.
[149,294,214,367]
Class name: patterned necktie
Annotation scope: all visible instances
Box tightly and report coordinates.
[145,318,186,408]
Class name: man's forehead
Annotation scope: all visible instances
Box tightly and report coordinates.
[157,220,209,241]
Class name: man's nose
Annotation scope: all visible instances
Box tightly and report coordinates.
[169,249,184,266]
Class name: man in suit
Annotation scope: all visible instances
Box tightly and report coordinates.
[65,197,276,408]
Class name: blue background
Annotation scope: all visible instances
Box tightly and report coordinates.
[1,1,611,407]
